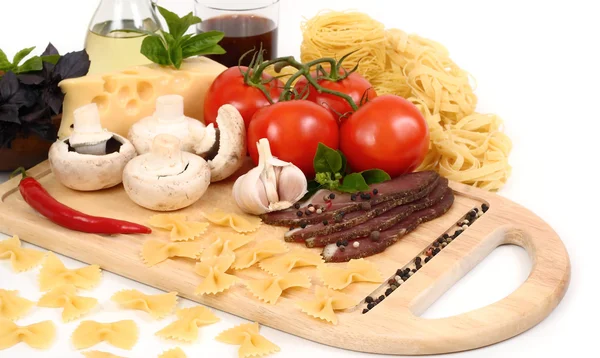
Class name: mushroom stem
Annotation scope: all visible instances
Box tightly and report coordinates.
[143,134,188,177]
[155,95,185,122]
[75,142,108,155]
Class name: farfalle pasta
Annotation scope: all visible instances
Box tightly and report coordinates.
[111,290,177,319]
[72,320,138,350]
[232,240,288,270]
[200,233,254,261]
[317,259,383,290]
[149,214,209,241]
[159,347,187,358]
[37,284,98,322]
[245,272,311,304]
[297,286,356,325]
[0,235,45,272]
[39,252,102,291]
[216,322,280,358]
[259,250,324,275]
[82,351,125,358]
[0,289,34,321]
[194,255,239,295]
[0,318,56,350]
[141,239,205,266]
[156,306,219,342]
[202,210,262,233]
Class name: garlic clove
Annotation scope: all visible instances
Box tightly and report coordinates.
[232,166,270,215]
[277,165,308,203]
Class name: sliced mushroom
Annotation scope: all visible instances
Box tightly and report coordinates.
[122,134,211,211]
[48,103,136,191]
[128,94,214,155]
[198,104,246,182]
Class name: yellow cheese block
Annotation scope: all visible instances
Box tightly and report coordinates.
[58,57,227,139]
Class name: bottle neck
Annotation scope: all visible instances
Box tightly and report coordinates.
[90,0,161,34]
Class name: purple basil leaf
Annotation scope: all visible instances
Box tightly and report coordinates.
[0,104,20,123]
[42,86,63,114]
[9,86,37,107]
[17,73,45,85]
[53,50,90,81]
[28,122,57,142]
[20,105,49,123]
[41,43,59,56]
[0,71,19,99]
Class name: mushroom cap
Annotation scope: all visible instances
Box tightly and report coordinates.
[48,133,137,191]
[127,95,207,155]
[122,135,211,211]
[208,104,246,182]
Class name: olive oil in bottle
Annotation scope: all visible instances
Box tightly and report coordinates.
[85,0,162,75]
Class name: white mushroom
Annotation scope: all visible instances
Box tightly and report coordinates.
[128,95,245,183]
[122,133,211,211]
[128,94,216,156]
[202,104,246,182]
[48,103,136,191]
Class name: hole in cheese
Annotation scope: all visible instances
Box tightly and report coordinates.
[103,76,118,94]
[137,81,154,101]
[92,95,110,112]
[126,99,140,115]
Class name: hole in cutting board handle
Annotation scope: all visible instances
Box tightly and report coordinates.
[419,244,531,319]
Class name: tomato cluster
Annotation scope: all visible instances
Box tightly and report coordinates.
[203,65,429,179]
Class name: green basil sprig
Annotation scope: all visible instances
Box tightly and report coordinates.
[307,143,391,198]
[122,6,225,69]
[0,47,59,75]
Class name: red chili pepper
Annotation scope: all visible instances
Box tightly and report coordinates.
[12,168,151,235]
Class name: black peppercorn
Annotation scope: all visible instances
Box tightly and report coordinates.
[365,296,374,303]
[367,302,375,310]
[296,211,303,217]
[322,220,329,225]
[424,256,431,263]
[341,239,349,246]
[404,268,411,275]
[329,193,336,200]
[372,188,379,195]
[350,194,357,201]
[300,222,307,229]
[433,241,440,248]
[411,268,417,273]
[482,203,489,212]
[294,203,301,209]
[415,257,422,264]
[385,288,393,296]
[370,231,380,242]
[336,240,342,247]
[305,210,311,216]
[362,308,369,314]
[433,248,441,255]
[396,269,403,276]
[378,295,385,302]
[437,237,445,244]
[401,276,409,281]
[360,193,371,200]
[388,278,396,285]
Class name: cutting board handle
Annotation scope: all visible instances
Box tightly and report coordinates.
[355,185,571,354]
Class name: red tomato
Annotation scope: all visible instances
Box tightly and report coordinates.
[294,70,377,120]
[340,95,429,177]
[248,101,340,177]
[203,66,284,130]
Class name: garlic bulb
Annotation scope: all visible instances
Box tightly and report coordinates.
[233,138,307,215]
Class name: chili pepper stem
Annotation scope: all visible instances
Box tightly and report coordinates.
[9,167,27,180]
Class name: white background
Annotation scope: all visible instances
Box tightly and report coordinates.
[1,0,598,357]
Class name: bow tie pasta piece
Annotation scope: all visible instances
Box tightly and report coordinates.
[141,239,205,266]
[159,347,187,358]
[216,322,280,358]
[258,250,324,276]
[0,318,56,350]
[0,236,46,272]
[245,272,312,304]
[200,233,254,261]
[72,320,138,350]
[111,290,177,319]
[156,306,219,342]
[39,252,102,291]
[149,214,209,242]
[194,255,239,295]
[232,240,288,270]
[317,259,383,290]
[0,289,34,321]
[82,351,126,358]
[297,286,356,325]
[201,210,262,233]
[38,285,98,322]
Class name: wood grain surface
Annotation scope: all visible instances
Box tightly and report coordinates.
[0,161,570,355]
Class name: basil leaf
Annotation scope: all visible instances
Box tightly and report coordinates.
[313,143,343,174]
[40,54,60,65]
[337,173,370,193]
[53,50,90,81]
[12,47,35,66]
[140,36,171,66]
[189,44,226,57]
[361,169,391,185]
[0,49,12,70]
[337,150,348,174]
[41,43,59,57]
[17,56,43,73]
[157,6,186,39]
[178,12,202,38]
[170,46,183,69]
[181,32,225,57]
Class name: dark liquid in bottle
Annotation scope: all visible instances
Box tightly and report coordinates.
[199,15,278,68]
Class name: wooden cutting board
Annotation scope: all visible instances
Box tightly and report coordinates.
[0,161,570,355]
